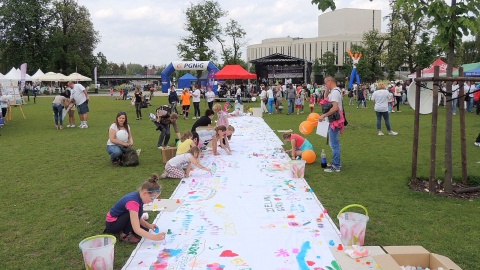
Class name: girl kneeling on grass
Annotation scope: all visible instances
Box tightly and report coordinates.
[212,125,232,155]
[161,147,211,179]
[283,132,314,160]
[104,173,165,243]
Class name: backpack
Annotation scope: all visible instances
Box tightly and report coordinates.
[474,89,480,102]
[121,146,139,166]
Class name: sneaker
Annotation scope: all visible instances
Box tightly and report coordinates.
[158,146,164,150]
[378,131,385,136]
[474,142,480,147]
[160,171,168,178]
[78,124,85,128]
[81,124,88,129]
[70,125,75,128]
[324,166,341,173]
[192,117,197,119]
[66,125,71,128]
[120,233,139,243]
[388,131,398,136]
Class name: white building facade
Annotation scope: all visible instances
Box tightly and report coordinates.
[247,8,382,67]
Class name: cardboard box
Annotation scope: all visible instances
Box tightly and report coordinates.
[373,246,462,270]
[330,246,386,270]
[162,147,177,163]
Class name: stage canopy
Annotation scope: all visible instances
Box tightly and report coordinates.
[464,66,480,77]
[250,53,312,84]
[215,65,257,80]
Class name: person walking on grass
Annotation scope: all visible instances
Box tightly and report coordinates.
[286,84,296,115]
[192,85,201,119]
[133,87,143,120]
[104,173,166,243]
[372,82,399,136]
[68,81,89,128]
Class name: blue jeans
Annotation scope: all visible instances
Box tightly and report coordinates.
[376,111,391,131]
[328,126,341,168]
[288,98,295,114]
[267,98,274,113]
[452,99,458,114]
[107,145,125,162]
[52,103,63,125]
[237,95,243,104]
[467,98,474,112]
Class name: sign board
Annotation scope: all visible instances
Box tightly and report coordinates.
[172,61,210,70]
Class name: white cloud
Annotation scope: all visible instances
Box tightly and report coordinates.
[80,0,391,66]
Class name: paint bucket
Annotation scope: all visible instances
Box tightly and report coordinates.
[79,235,116,270]
[337,204,369,246]
[252,108,263,117]
[289,160,305,178]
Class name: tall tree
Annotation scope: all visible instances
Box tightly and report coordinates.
[359,30,385,82]
[217,19,247,65]
[318,51,337,77]
[49,0,99,75]
[0,0,53,73]
[177,0,227,63]
[413,32,437,69]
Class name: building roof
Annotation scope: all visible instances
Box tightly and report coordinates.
[250,53,312,65]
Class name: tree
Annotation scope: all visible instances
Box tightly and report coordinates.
[126,63,145,75]
[217,19,247,65]
[0,0,53,73]
[413,32,437,69]
[177,0,227,63]
[318,51,337,77]
[357,30,385,82]
[49,0,99,75]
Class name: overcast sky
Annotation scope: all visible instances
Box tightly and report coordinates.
[80,0,391,67]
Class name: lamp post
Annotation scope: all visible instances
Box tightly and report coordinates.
[95,56,101,93]
[144,65,148,85]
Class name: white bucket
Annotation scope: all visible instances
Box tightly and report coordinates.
[289,160,306,178]
[79,235,116,270]
[337,204,369,246]
[252,108,263,117]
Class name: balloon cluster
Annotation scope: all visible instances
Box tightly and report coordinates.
[299,113,320,135]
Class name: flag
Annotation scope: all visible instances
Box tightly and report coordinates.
[94,66,98,86]
[20,63,27,91]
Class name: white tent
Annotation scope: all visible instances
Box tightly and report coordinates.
[66,72,91,82]
[31,69,45,82]
[1,67,33,81]
[39,72,69,82]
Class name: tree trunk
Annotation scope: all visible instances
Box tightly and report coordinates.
[444,0,457,193]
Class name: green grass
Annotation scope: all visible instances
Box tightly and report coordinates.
[0,95,479,269]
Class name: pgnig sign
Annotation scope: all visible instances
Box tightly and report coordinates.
[172,61,210,70]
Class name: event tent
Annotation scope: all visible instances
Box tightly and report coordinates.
[215,65,257,80]
[408,58,458,78]
[464,66,480,77]
[453,62,480,77]
[39,72,69,82]
[31,69,45,82]
[66,72,91,82]
[177,73,197,89]
[2,67,32,81]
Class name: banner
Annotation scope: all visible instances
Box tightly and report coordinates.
[20,63,27,91]
[94,66,98,87]
[172,61,210,70]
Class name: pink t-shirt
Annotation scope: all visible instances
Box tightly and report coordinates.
[216,110,229,127]
[105,201,140,222]
[291,134,305,148]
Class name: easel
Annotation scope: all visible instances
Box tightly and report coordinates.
[7,100,26,121]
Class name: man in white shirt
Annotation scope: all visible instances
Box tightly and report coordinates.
[236,86,243,105]
[465,81,475,113]
[319,76,343,172]
[68,81,89,128]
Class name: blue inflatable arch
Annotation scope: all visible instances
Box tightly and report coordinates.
[160,61,219,93]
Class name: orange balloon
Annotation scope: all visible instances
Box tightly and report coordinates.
[299,121,314,135]
[302,150,316,164]
[307,113,320,122]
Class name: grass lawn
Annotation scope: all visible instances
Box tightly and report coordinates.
[0,94,479,269]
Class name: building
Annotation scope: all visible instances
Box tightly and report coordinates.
[247,8,382,67]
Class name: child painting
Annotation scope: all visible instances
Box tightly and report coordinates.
[161,147,210,178]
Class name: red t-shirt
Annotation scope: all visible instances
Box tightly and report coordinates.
[291,134,305,148]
